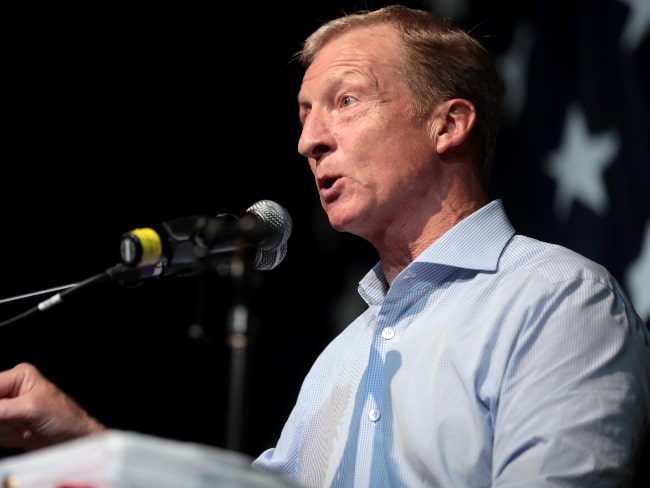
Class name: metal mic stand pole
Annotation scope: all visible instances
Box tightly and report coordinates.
[224,250,254,453]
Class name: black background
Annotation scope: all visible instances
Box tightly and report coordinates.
[0,1,426,459]
[1,0,647,464]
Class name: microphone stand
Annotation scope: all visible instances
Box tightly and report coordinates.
[0,264,136,329]
[0,283,76,305]
[222,247,256,453]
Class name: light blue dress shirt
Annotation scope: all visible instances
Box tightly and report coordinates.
[252,200,650,487]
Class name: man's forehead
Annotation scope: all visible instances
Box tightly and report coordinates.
[302,25,401,80]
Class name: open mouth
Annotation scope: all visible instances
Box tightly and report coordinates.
[321,176,337,190]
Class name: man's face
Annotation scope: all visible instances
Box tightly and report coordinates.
[297,24,439,243]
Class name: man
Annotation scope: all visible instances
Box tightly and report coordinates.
[0,5,648,487]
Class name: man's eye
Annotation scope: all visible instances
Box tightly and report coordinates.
[341,96,356,107]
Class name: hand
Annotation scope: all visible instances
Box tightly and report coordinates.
[0,362,106,451]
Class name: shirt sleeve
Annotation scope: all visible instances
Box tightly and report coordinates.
[492,275,650,486]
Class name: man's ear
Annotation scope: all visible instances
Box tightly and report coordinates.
[430,98,476,154]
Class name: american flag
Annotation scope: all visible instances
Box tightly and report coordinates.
[432,0,650,326]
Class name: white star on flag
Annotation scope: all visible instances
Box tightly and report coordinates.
[543,104,620,220]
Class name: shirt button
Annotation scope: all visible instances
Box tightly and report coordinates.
[369,409,381,422]
[381,327,395,340]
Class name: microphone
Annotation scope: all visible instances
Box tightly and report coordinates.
[118,200,292,280]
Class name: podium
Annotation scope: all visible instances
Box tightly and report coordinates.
[0,430,297,487]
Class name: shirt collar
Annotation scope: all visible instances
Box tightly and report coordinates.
[359,199,515,304]
[416,199,515,272]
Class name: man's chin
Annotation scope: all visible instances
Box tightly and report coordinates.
[323,199,365,233]
[326,212,360,235]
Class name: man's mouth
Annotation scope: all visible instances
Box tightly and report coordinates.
[317,175,343,202]
[319,176,337,190]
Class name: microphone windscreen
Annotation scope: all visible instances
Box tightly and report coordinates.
[246,200,293,250]
[254,242,288,271]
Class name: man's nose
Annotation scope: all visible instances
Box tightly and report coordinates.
[298,111,333,160]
